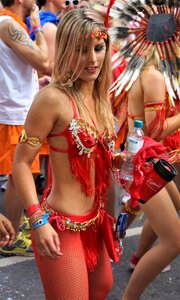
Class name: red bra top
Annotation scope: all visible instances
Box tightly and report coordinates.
[48,98,115,203]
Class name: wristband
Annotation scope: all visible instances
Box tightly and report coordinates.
[32,25,44,35]
[26,203,41,217]
[32,213,49,230]
[34,27,44,34]
[32,25,41,32]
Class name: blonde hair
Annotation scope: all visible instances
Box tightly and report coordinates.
[142,44,178,73]
[142,46,160,70]
[52,8,115,135]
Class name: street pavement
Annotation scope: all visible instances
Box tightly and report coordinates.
[0,182,179,300]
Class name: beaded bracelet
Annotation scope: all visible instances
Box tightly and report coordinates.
[32,213,49,230]
[29,210,45,227]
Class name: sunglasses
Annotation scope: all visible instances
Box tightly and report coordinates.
[65,0,79,6]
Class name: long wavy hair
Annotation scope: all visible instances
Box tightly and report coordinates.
[52,8,115,135]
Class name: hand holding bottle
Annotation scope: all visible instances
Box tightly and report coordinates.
[119,120,144,192]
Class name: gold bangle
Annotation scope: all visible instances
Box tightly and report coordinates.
[125,203,141,216]
[19,129,42,147]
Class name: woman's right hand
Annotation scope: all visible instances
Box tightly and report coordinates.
[0,214,15,247]
[33,223,63,259]
[29,4,41,29]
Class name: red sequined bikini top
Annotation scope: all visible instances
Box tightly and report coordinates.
[48,98,115,202]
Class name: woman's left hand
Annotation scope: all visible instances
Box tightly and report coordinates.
[112,152,126,170]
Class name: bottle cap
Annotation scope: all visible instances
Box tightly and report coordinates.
[134,120,143,128]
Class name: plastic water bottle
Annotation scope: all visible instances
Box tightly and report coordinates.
[120,120,144,188]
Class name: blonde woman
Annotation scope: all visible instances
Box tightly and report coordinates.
[12,8,122,300]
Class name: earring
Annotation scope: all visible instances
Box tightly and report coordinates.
[63,71,73,88]
[66,78,73,88]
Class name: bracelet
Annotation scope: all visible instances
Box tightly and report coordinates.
[32,25,41,31]
[125,203,142,216]
[32,25,44,35]
[29,210,45,226]
[26,203,41,217]
[34,27,44,34]
[32,213,49,230]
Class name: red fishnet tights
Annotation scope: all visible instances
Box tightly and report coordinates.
[31,229,113,300]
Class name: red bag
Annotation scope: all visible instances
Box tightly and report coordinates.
[138,159,178,204]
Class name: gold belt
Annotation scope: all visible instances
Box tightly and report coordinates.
[41,201,104,232]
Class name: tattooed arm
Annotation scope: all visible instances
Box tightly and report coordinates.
[0,6,50,74]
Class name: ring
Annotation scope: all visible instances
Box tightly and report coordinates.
[41,250,46,256]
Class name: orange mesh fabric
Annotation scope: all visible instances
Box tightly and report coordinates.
[31,229,113,300]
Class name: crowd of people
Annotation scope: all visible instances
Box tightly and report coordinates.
[0,0,179,299]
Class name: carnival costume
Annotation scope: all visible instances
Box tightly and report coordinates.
[106,0,179,145]
[19,96,122,299]
[104,0,180,210]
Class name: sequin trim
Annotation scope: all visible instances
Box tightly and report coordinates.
[69,119,98,158]
[41,201,104,232]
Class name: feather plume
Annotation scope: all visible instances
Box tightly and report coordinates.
[110,68,127,92]
[131,0,150,15]
[121,45,135,59]
[108,27,130,39]
[144,0,153,7]
[115,69,134,96]
[153,0,168,6]
[168,60,176,77]
[163,71,176,104]
[112,50,122,63]
[110,61,134,92]
[109,9,121,19]
[119,12,134,22]
[124,4,139,16]
[160,59,167,73]
[172,75,180,98]
[112,57,125,69]
[114,1,126,11]
[125,57,145,91]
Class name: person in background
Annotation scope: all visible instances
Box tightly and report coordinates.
[0,0,50,256]
[106,1,180,299]
[78,0,90,9]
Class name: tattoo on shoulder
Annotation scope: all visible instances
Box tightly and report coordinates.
[8,23,34,49]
